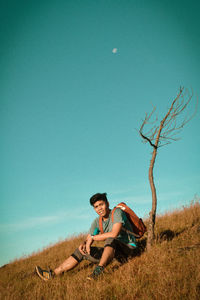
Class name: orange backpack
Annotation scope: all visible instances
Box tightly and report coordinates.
[99,202,147,238]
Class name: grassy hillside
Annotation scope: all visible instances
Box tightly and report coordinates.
[0,200,200,300]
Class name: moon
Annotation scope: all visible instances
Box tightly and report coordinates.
[112,48,118,54]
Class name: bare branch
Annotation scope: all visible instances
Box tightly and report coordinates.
[140,130,157,149]
[139,87,196,149]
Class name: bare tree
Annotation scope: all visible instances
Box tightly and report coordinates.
[139,87,197,251]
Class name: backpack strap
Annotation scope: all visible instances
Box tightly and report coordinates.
[111,206,117,223]
[121,227,141,238]
[99,216,104,234]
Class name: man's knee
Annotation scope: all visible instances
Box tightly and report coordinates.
[71,248,83,263]
[104,237,117,249]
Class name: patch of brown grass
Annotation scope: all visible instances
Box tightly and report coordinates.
[1,200,200,299]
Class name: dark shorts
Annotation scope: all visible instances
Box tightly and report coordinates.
[71,237,137,264]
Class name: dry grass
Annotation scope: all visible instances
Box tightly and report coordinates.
[0,200,200,300]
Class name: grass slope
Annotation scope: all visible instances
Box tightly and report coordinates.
[0,201,200,300]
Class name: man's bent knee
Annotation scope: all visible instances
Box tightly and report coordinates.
[104,237,117,249]
[71,248,83,263]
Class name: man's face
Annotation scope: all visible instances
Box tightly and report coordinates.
[93,200,109,218]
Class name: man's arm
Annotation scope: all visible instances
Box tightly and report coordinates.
[79,234,94,255]
[93,222,122,241]
[85,222,122,254]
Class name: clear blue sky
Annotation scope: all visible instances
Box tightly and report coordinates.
[0,0,199,266]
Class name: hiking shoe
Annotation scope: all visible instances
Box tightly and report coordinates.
[35,266,54,281]
[87,265,104,280]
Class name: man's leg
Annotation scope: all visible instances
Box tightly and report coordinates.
[87,237,136,280]
[35,247,83,280]
[87,238,116,280]
[98,246,115,267]
[54,245,104,275]
[54,256,79,275]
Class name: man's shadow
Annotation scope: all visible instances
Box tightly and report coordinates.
[157,229,185,242]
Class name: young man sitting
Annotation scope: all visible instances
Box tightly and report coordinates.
[35,193,137,280]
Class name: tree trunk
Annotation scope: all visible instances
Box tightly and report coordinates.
[147,147,158,251]
[139,88,193,251]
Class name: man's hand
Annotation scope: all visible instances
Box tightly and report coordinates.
[85,235,93,254]
[78,242,87,255]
